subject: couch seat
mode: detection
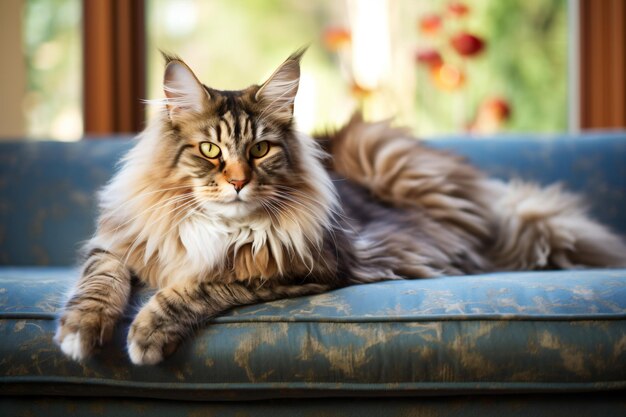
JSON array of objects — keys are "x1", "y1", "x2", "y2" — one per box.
[{"x1": 1, "y1": 267, "x2": 625, "y2": 401}]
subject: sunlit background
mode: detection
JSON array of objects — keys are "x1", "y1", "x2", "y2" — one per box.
[{"x1": 9, "y1": 0, "x2": 570, "y2": 140}]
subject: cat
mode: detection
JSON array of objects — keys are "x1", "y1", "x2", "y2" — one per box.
[{"x1": 55, "y1": 48, "x2": 626, "y2": 365}]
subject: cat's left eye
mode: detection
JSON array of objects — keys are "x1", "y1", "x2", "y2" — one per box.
[
  {"x1": 199, "y1": 142, "x2": 221, "y2": 159},
  {"x1": 250, "y1": 141, "x2": 270, "y2": 158}
]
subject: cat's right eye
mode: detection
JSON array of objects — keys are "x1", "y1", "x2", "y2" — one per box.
[{"x1": 199, "y1": 142, "x2": 221, "y2": 159}]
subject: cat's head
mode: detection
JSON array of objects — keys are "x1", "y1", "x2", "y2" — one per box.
[{"x1": 148, "y1": 48, "x2": 333, "y2": 222}]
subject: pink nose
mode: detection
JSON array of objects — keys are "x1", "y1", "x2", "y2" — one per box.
[{"x1": 228, "y1": 178, "x2": 249, "y2": 192}]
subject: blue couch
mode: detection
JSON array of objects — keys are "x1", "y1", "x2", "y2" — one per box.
[{"x1": 1, "y1": 134, "x2": 626, "y2": 416}]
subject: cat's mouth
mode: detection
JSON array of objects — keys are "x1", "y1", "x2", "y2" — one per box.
[
  {"x1": 226, "y1": 195, "x2": 246, "y2": 204},
  {"x1": 200, "y1": 199, "x2": 256, "y2": 219},
  {"x1": 227, "y1": 186, "x2": 252, "y2": 203}
]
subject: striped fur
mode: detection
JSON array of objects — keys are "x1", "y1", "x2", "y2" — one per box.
[
  {"x1": 127, "y1": 280, "x2": 329, "y2": 365},
  {"x1": 322, "y1": 114, "x2": 626, "y2": 277},
  {"x1": 55, "y1": 249, "x2": 132, "y2": 361},
  {"x1": 56, "y1": 50, "x2": 626, "y2": 365}
]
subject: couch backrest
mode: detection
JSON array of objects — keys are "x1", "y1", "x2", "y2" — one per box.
[
  {"x1": 1, "y1": 133, "x2": 625, "y2": 266},
  {"x1": 0, "y1": 139, "x2": 133, "y2": 265}
]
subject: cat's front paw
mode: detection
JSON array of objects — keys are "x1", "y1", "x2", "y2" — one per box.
[
  {"x1": 127, "y1": 308, "x2": 180, "y2": 365},
  {"x1": 55, "y1": 308, "x2": 115, "y2": 361}
]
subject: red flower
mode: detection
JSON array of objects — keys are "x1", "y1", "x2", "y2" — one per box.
[
  {"x1": 450, "y1": 32, "x2": 485, "y2": 56},
  {"x1": 415, "y1": 48, "x2": 443, "y2": 67},
  {"x1": 448, "y1": 2, "x2": 469, "y2": 17},
  {"x1": 469, "y1": 97, "x2": 512, "y2": 133},
  {"x1": 419, "y1": 14, "x2": 442, "y2": 36},
  {"x1": 323, "y1": 27, "x2": 351, "y2": 51},
  {"x1": 484, "y1": 97, "x2": 512, "y2": 120},
  {"x1": 431, "y1": 64, "x2": 465, "y2": 91}
]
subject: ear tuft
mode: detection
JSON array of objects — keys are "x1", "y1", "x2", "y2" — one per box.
[
  {"x1": 163, "y1": 58, "x2": 209, "y2": 120},
  {"x1": 255, "y1": 47, "x2": 307, "y2": 123},
  {"x1": 160, "y1": 50, "x2": 182, "y2": 65}
]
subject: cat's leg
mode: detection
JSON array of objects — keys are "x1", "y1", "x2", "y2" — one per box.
[
  {"x1": 55, "y1": 249, "x2": 132, "y2": 361},
  {"x1": 127, "y1": 280, "x2": 328, "y2": 365}
]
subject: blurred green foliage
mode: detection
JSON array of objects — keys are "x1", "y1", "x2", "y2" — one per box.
[{"x1": 24, "y1": 0, "x2": 81, "y2": 140}]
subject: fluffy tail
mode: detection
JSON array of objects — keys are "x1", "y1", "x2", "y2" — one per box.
[
  {"x1": 319, "y1": 113, "x2": 493, "y2": 244},
  {"x1": 486, "y1": 180, "x2": 626, "y2": 269},
  {"x1": 319, "y1": 113, "x2": 626, "y2": 272}
]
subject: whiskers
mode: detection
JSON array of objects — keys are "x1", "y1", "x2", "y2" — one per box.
[
  {"x1": 273, "y1": 184, "x2": 357, "y2": 277},
  {"x1": 107, "y1": 188, "x2": 195, "y2": 237},
  {"x1": 258, "y1": 186, "x2": 330, "y2": 230},
  {"x1": 98, "y1": 182, "x2": 205, "y2": 269},
  {"x1": 270, "y1": 184, "x2": 351, "y2": 230},
  {"x1": 121, "y1": 192, "x2": 200, "y2": 265},
  {"x1": 256, "y1": 183, "x2": 347, "y2": 278}
]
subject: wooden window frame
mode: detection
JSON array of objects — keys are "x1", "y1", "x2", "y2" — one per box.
[
  {"x1": 579, "y1": 0, "x2": 626, "y2": 129},
  {"x1": 83, "y1": 0, "x2": 146, "y2": 135}
]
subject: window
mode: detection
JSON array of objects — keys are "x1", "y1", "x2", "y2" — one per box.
[
  {"x1": 147, "y1": 0, "x2": 569, "y2": 136},
  {"x1": 6, "y1": 0, "x2": 624, "y2": 140},
  {"x1": 23, "y1": 0, "x2": 82, "y2": 140}
]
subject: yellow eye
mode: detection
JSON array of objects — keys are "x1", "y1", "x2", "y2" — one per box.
[
  {"x1": 250, "y1": 141, "x2": 270, "y2": 158},
  {"x1": 199, "y1": 142, "x2": 221, "y2": 159}
]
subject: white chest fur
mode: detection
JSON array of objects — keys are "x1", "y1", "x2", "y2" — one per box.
[{"x1": 176, "y1": 214, "x2": 275, "y2": 278}]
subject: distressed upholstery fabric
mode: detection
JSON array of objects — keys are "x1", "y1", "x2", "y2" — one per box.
[
  {"x1": 0, "y1": 138, "x2": 133, "y2": 266},
  {"x1": 1, "y1": 133, "x2": 626, "y2": 415},
  {"x1": 1, "y1": 267, "x2": 626, "y2": 401}
]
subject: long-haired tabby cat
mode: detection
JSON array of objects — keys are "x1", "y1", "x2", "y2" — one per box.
[{"x1": 55, "y1": 48, "x2": 626, "y2": 365}]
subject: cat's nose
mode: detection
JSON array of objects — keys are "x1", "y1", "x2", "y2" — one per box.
[
  {"x1": 228, "y1": 178, "x2": 249, "y2": 192},
  {"x1": 224, "y1": 162, "x2": 251, "y2": 193}
]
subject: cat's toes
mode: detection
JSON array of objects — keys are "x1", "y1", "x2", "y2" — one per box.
[
  {"x1": 58, "y1": 330, "x2": 86, "y2": 361},
  {"x1": 127, "y1": 338, "x2": 164, "y2": 365},
  {"x1": 55, "y1": 310, "x2": 114, "y2": 361},
  {"x1": 127, "y1": 313, "x2": 179, "y2": 365}
]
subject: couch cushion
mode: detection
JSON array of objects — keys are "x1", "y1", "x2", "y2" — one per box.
[{"x1": 1, "y1": 267, "x2": 625, "y2": 400}]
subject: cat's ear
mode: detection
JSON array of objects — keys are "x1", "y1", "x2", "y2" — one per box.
[
  {"x1": 163, "y1": 55, "x2": 210, "y2": 121},
  {"x1": 255, "y1": 47, "x2": 306, "y2": 123}
]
